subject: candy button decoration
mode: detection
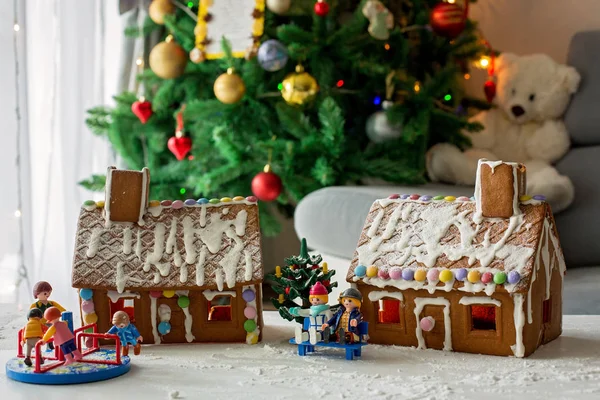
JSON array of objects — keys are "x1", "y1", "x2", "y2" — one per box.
[
  {"x1": 400, "y1": 194, "x2": 410, "y2": 199},
  {"x1": 84, "y1": 312, "x2": 98, "y2": 325},
  {"x1": 508, "y1": 270, "x2": 521, "y2": 284},
  {"x1": 420, "y1": 316, "x2": 435, "y2": 332},
  {"x1": 244, "y1": 319, "x2": 257, "y2": 333},
  {"x1": 433, "y1": 195, "x2": 445, "y2": 200},
  {"x1": 457, "y1": 196, "x2": 470, "y2": 201},
  {"x1": 481, "y1": 272, "x2": 493, "y2": 284},
  {"x1": 96, "y1": 200, "x2": 105, "y2": 208},
  {"x1": 494, "y1": 272, "x2": 507, "y2": 285},
  {"x1": 401, "y1": 268, "x2": 414, "y2": 281},
  {"x1": 184, "y1": 199, "x2": 196, "y2": 206},
  {"x1": 150, "y1": 291, "x2": 162, "y2": 298},
  {"x1": 149, "y1": 200, "x2": 161, "y2": 207},
  {"x1": 533, "y1": 195, "x2": 546, "y2": 201},
  {"x1": 83, "y1": 199, "x2": 96, "y2": 207},
  {"x1": 427, "y1": 268, "x2": 440, "y2": 282},
  {"x1": 172, "y1": 200, "x2": 184, "y2": 209},
  {"x1": 244, "y1": 306, "x2": 257, "y2": 319},
  {"x1": 161, "y1": 200, "x2": 172, "y2": 207},
  {"x1": 455, "y1": 268, "x2": 468, "y2": 281},
  {"x1": 158, "y1": 321, "x2": 171, "y2": 335},
  {"x1": 246, "y1": 196, "x2": 258, "y2": 202},
  {"x1": 354, "y1": 265, "x2": 367, "y2": 277},
  {"x1": 444, "y1": 196, "x2": 456, "y2": 202},
  {"x1": 414, "y1": 269, "x2": 427, "y2": 282},
  {"x1": 519, "y1": 195, "x2": 532, "y2": 202},
  {"x1": 81, "y1": 300, "x2": 95, "y2": 314},
  {"x1": 242, "y1": 289, "x2": 256, "y2": 302},
  {"x1": 197, "y1": 198, "x2": 209, "y2": 204},
  {"x1": 389, "y1": 267, "x2": 402, "y2": 280},
  {"x1": 409, "y1": 194, "x2": 421, "y2": 200},
  {"x1": 388, "y1": 194, "x2": 400, "y2": 199},
  {"x1": 163, "y1": 290, "x2": 176, "y2": 298},
  {"x1": 246, "y1": 331, "x2": 259, "y2": 345},
  {"x1": 220, "y1": 197, "x2": 232, "y2": 202},
  {"x1": 439, "y1": 269, "x2": 454, "y2": 283},
  {"x1": 209, "y1": 198, "x2": 220, "y2": 204},
  {"x1": 366, "y1": 265, "x2": 378, "y2": 278},
  {"x1": 233, "y1": 196, "x2": 245, "y2": 201},
  {"x1": 377, "y1": 268, "x2": 390, "y2": 280},
  {"x1": 467, "y1": 270, "x2": 481, "y2": 283},
  {"x1": 79, "y1": 289, "x2": 94, "y2": 301},
  {"x1": 177, "y1": 295, "x2": 190, "y2": 308},
  {"x1": 420, "y1": 195, "x2": 432, "y2": 202}
]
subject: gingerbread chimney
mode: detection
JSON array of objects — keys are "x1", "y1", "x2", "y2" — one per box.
[
  {"x1": 104, "y1": 166, "x2": 150, "y2": 226},
  {"x1": 473, "y1": 159, "x2": 526, "y2": 223}
]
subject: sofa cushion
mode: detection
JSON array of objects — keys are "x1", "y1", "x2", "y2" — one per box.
[{"x1": 564, "y1": 30, "x2": 600, "y2": 146}]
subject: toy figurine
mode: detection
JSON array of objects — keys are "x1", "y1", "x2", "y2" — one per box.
[
  {"x1": 107, "y1": 311, "x2": 143, "y2": 356},
  {"x1": 321, "y1": 288, "x2": 363, "y2": 345},
  {"x1": 290, "y1": 282, "x2": 333, "y2": 345},
  {"x1": 21, "y1": 308, "x2": 47, "y2": 367},
  {"x1": 362, "y1": 0, "x2": 394, "y2": 40},
  {"x1": 30, "y1": 281, "x2": 66, "y2": 350},
  {"x1": 40, "y1": 307, "x2": 82, "y2": 365}
]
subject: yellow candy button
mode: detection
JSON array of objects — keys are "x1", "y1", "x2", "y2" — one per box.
[
  {"x1": 519, "y1": 195, "x2": 532, "y2": 202},
  {"x1": 149, "y1": 200, "x2": 161, "y2": 208},
  {"x1": 414, "y1": 269, "x2": 427, "y2": 282},
  {"x1": 83, "y1": 312, "x2": 98, "y2": 324},
  {"x1": 220, "y1": 197, "x2": 232, "y2": 202},
  {"x1": 439, "y1": 269, "x2": 454, "y2": 282},
  {"x1": 163, "y1": 290, "x2": 175, "y2": 298},
  {"x1": 233, "y1": 196, "x2": 245, "y2": 201},
  {"x1": 444, "y1": 196, "x2": 456, "y2": 202},
  {"x1": 467, "y1": 270, "x2": 481, "y2": 283},
  {"x1": 96, "y1": 200, "x2": 105, "y2": 208},
  {"x1": 366, "y1": 265, "x2": 378, "y2": 278}
]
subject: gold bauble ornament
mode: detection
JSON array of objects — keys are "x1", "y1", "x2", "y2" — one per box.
[
  {"x1": 148, "y1": 0, "x2": 175, "y2": 25},
  {"x1": 266, "y1": 0, "x2": 292, "y2": 15},
  {"x1": 214, "y1": 68, "x2": 246, "y2": 104},
  {"x1": 281, "y1": 65, "x2": 319, "y2": 105},
  {"x1": 149, "y1": 35, "x2": 188, "y2": 79}
]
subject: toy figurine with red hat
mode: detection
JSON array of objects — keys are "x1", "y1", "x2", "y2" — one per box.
[{"x1": 290, "y1": 282, "x2": 333, "y2": 345}]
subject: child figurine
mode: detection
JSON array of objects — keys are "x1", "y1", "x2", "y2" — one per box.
[
  {"x1": 321, "y1": 288, "x2": 363, "y2": 345},
  {"x1": 30, "y1": 281, "x2": 66, "y2": 351},
  {"x1": 290, "y1": 282, "x2": 333, "y2": 345},
  {"x1": 40, "y1": 307, "x2": 82, "y2": 365},
  {"x1": 107, "y1": 311, "x2": 143, "y2": 356},
  {"x1": 21, "y1": 308, "x2": 47, "y2": 367}
]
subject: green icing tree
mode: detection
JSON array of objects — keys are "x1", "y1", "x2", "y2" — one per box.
[
  {"x1": 267, "y1": 238, "x2": 337, "y2": 324},
  {"x1": 84, "y1": 0, "x2": 489, "y2": 236}
]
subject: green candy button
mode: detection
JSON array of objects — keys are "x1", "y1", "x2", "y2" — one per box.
[
  {"x1": 494, "y1": 272, "x2": 507, "y2": 284},
  {"x1": 209, "y1": 198, "x2": 220, "y2": 204},
  {"x1": 177, "y1": 295, "x2": 190, "y2": 308},
  {"x1": 83, "y1": 200, "x2": 96, "y2": 206},
  {"x1": 433, "y1": 195, "x2": 445, "y2": 200},
  {"x1": 243, "y1": 319, "x2": 256, "y2": 333}
]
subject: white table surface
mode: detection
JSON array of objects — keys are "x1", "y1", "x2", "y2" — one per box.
[{"x1": 1, "y1": 308, "x2": 600, "y2": 400}]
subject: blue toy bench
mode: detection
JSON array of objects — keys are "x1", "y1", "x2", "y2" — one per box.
[{"x1": 289, "y1": 318, "x2": 368, "y2": 360}]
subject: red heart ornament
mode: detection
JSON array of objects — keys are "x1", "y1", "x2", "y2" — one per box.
[
  {"x1": 168, "y1": 136, "x2": 192, "y2": 161},
  {"x1": 131, "y1": 100, "x2": 153, "y2": 124},
  {"x1": 484, "y1": 80, "x2": 497, "y2": 103}
]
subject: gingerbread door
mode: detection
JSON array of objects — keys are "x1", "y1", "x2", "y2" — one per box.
[
  {"x1": 421, "y1": 305, "x2": 446, "y2": 350},
  {"x1": 414, "y1": 298, "x2": 452, "y2": 351}
]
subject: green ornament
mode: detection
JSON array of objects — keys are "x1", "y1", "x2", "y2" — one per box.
[
  {"x1": 494, "y1": 272, "x2": 507, "y2": 285},
  {"x1": 244, "y1": 319, "x2": 257, "y2": 332},
  {"x1": 177, "y1": 295, "x2": 190, "y2": 308}
]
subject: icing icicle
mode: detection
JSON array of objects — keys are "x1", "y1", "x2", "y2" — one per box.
[
  {"x1": 511, "y1": 294, "x2": 525, "y2": 357},
  {"x1": 195, "y1": 247, "x2": 207, "y2": 286},
  {"x1": 244, "y1": 250, "x2": 253, "y2": 281},
  {"x1": 368, "y1": 291, "x2": 404, "y2": 302},
  {"x1": 123, "y1": 228, "x2": 132, "y2": 255},
  {"x1": 458, "y1": 296, "x2": 501, "y2": 307},
  {"x1": 87, "y1": 229, "x2": 104, "y2": 258},
  {"x1": 150, "y1": 295, "x2": 161, "y2": 344},
  {"x1": 203, "y1": 290, "x2": 237, "y2": 301}
]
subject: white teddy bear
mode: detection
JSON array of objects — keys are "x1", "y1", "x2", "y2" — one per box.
[{"x1": 427, "y1": 53, "x2": 581, "y2": 212}]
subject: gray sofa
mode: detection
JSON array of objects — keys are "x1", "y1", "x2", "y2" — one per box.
[{"x1": 294, "y1": 31, "x2": 600, "y2": 315}]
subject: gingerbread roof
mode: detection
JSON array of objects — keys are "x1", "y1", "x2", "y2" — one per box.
[
  {"x1": 72, "y1": 198, "x2": 263, "y2": 292},
  {"x1": 346, "y1": 195, "x2": 565, "y2": 294}
]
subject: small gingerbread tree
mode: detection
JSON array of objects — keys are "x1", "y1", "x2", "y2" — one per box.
[{"x1": 267, "y1": 238, "x2": 337, "y2": 324}]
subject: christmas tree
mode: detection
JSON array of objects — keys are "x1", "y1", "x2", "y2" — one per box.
[
  {"x1": 85, "y1": 0, "x2": 491, "y2": 236},
  {"x1": 267, "y1": 238, "x2": 337, "y2": 324}
]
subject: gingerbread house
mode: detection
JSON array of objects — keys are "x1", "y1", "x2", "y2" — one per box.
[
  {"x1": 346, "y1": 159, "x2": 566, "y2": 357},
  {"x1": 71, "y1": 167, "x2": 263, "y2": 345}
]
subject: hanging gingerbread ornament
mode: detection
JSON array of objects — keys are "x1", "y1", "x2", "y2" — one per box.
[
  {"x1": 148, "y1": 0, "x2": 175, "y2": 25},
  {"x1": 266, "y1": 0, "x2": 292, "y2": 15},
  {"x1": 281, "y1": 64, "x2": 319, "y2": 106},
  {"x1": 132, "y1": 97, "x2": 153, "y2": 124},
  {"x1": 214, "y1": 68, "x2": 246, "y2": 104},
  {"x1": 149, "y1": 35, "x2": 188, "y2": 79},
  {"x1": 430, "y1": 0, "x2": 469, "y2": 39},
  {"x1": 168, "y1": 107, "x2": 192, "y2": 161},
  {"x1": 314, "y1": 0, "x2": 330, "y2": 16}
]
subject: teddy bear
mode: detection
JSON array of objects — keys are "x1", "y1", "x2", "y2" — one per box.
[{"x1": 426, "y1": 53, "x2": 581, "y2": 213}]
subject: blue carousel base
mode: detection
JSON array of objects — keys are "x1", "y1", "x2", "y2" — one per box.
[{"x1": 5, "y1": 349, "x2": 130, "y2": 385}]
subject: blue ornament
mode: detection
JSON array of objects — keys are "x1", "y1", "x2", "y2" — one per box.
[
  {"x1": 158, "y1": 321, "x2": 171, "y2": 335},
  {"x1": 79, "y1": 288, "x2": 94, "y2": 300},
  {"x1": 257, "y1": 40, "x2": 288, "y2": 72}
]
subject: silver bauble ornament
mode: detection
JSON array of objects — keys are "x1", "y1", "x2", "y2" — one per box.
[
  {"x1": 366, "y1": 101, "x2": 403, "y2": 143},
  {"x1": 257, "y1": 40, "x2": 289, "y2": 72},
  {"x1": 266, "y1": 0, "x2": 292, "y2": 15}
]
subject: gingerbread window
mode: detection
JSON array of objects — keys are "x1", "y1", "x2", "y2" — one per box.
[
  {"x1": 470, "y1": 305, "x2": 497, "y2": 331},
  {"x1": 207, "y1": 295, "x2": 233, "y2": 322},
  {"x1": 374, "y1": 299, "x2": 401, "y2": 324}
]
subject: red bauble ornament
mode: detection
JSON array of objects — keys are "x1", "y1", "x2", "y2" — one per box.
[
  {"x1": 285, "y1": 287, "x2": 291, "y2": 295},
  {"x1": 484, "y1": 79, "x2": 497, "y2": 103},
  {"x1": 251, "y1": 167, "x2": 283, "y2": 201},
  {"x1": 131, "y1": 99, "x2": 153, "y2": 124},
  {"x1": 314, "y1": 1, "x2": 329, "y2": 16},
  {"x1": 168, "y1": 136, "x2": 192, "y2": 161},
  {"x1": 429, "y1": 2, "x2": 467, "y2": 39}
]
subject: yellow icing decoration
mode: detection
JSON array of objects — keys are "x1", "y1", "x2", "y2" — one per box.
[
  {"x1": 163, "y1": 290, "x2": 175, "y2": 298},
  {"x1": 414, "y1": 269, "x2": 427, "y2": 282},
  {"x1": 520, "y1": 195, "x2": 532, "y2": 201},
  {"x1": 467, "y1": 270, "x2": 481, "y2": 283},
  {"x1": 220, "y1": 197, "x2": 232, "y2": 202},
  {"x1": 444, "y1": 196, "x2": 456, "y2": 202},
  {"x1": 233, "y1": 196, "x2": 245, "y2": 201},
  {"x1": 439, "y1": 269, "x2": 453, "y2": 282},
  {"x1": 366, "y1": 265, "x2": 378, "y2": 278},
  {"x1": 149, "y1": 200, "x2": 161, "y2": 208}
]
